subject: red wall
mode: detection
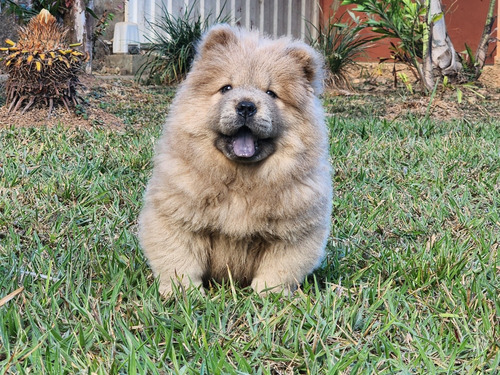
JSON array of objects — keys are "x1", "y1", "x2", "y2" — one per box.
[{"x1": 320, "y1": 0, "x2": 498, "y2": 64}]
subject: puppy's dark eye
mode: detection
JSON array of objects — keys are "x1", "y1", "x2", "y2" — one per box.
[
  {"x1": 266, "y1": 90, "x2": 277, "y2": 99},
  {"x1": 220, "y1": 85, "x2": 232, "y2": 94}
]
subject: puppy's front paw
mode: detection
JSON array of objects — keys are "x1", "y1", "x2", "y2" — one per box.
[{"x1": 251, "y1": 277, "x2": 296, "y2": 296}]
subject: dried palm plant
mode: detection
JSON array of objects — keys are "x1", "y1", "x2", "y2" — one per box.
[{"x1": 0, "y1": 9, "x2": 87, "y2": 114}]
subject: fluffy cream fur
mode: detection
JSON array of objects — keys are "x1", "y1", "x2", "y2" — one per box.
[{"x1": 138, "y1": 25, "x2": 332, "y2": 295}]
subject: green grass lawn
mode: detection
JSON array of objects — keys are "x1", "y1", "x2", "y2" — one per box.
[{"x1": 0, "y1": 90, "x2": 499, "y2": 374}]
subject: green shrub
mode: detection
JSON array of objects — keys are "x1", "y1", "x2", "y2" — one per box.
[
  {"x1": 310, "y1": 10, "x2": 374, "y2": 90},
  {"x1": 136, "y1": 2, "x2": 229, "y2": 85},
  {"x1": 342, "y1": 0, "x2": 426, "y2": 80}
]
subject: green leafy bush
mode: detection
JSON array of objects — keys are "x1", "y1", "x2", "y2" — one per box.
[
  {"x1": 342, "y1": 0, "x2": 426, "y2": 79},
  {"x1": 137, "y1": 2, "x2": 229, "y2": 85},
  {"x1": 310, "y1": 10, "x2": 374, "y2": 90}
]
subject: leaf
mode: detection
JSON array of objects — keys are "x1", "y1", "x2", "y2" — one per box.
[
  {"x1": 36, "y1": 61, "x2": 42, "y2": 71},
  {"x1": 431, "y1": 12, "x2": 444, "y2": 24},
  {"x1": 439, "y1": 313, "x2": 461, "y2": 318},
  {"x1": 457, "y1": 88, "x2": 463, "y2": 104},
  {"x1": 59, "y1": 56, "x2": 70, "y2": 68},
  {"x1": 27, "y1": 55, "x2": 34, "y2": 63},
  {"x1": 85, "y1": 7, "x2": 99, "y2": 19},
  {"x1": 0, "y1": 287, "x2": 24, "y2": 307},
  {"x1": 464, "y1": 43, "x2": 475, "y2": 65},
  {"x1": 5, "y1": 39, "x2": 16, "y2": 46}
]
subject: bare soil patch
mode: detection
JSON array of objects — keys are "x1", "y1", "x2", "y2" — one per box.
[
  {"x1": 325, "y1": 63, "x2": 500, "y2": 122},
  {"x1": 0, "y1": 74, "x2": 174, "y2": 130},
  {"x1": 0, "y1": 64, "x2": 499, "y2": 130}
]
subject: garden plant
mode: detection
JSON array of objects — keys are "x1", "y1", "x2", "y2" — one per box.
[
  {"x1": 136, "y1": 2, "x2": 230, "y2": 85},
  {"x1": 310, "y1": 9, "x2": 375, "y2": 90},
  {"x1": 0, "y1": 9, "x2": 86, "y2": 114}
]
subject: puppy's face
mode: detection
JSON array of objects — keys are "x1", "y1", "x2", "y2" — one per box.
[
  {"x1": 179, "y1": 25, "x2": 324, "y2": 164},
  {"x1": 212, "y1": 84, "x2": 283, "y2": 163}
]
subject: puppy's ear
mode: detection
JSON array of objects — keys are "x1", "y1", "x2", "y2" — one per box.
[
  {"x1": 286, "y1": 43, "x2": 324, "y2": 95},
  {"x1": 196, "y1": 24, "x2": 239, "y2": 58}
]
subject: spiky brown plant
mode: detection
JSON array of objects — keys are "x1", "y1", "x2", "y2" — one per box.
[{"x1": 0, "y1": 9, "x2": 87, "y2": 114}]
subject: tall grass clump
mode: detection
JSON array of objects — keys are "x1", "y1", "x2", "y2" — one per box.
[
  {"x1": 136, "y1": 2, "x2": 230, "y2": 85},
  {"x1": 310, "y1": 10, "x2": 374, "y2": 90}
]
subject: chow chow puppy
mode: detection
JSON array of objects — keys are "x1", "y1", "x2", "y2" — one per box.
[{"x1": 138, "y1": 24, "x2": 332, "y2": 295}]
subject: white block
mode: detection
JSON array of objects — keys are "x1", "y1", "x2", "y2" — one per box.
[{"x1": 113, "y1": 22, "x2": 140, "y2": 54}]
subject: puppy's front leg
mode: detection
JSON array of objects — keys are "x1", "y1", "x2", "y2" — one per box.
[
  {"x1": 251, "y1": 235, "x2": 326, "y2": 295},
  {"x1": 139, "y1": 206, "x2": 206, "y2": 296}
]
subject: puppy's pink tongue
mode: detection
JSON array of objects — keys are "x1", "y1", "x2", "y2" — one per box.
[{"x1": 232, "y1": 130, "x2": 256, "y2": 157}]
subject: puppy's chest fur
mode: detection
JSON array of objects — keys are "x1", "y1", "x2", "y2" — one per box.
[
  {"x1": 203, "y1": 232, "x2": 268, "y2": 288},
  {"x1": 185, "y1": 178, "x2": 290, "y2": 237},
  {"x1": 189, "y1": 183, "x2": 285, "y2": 288}
]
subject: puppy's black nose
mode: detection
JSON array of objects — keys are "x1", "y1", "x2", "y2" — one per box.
[{"x1": 236, "y1": 101, "x2": 257, "y2": 118}]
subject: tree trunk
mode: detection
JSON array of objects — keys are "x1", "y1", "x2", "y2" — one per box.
[
  {"x1": 420, "y1": 0, "x2": 463, "y2": 92},
  {"x1": 421, "y1": 0, "x2": 435, "y2": 92},
  {"x1": 429, "y1": 0, "x2": 462, "y2": 77},
  {"x1": 70, "y1": 0, "x2": 94, "y2": 74},
  {"x1": 475, "y1": 0, "x2": 497, "y2": 79}
]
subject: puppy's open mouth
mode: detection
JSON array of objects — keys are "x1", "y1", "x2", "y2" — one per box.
[
  {"x1": 215, "y1": 126, "x2": 275, "y2": 163},
  {"x1": 232, "y1": 127, "x2": 257, "y2": 157}
]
